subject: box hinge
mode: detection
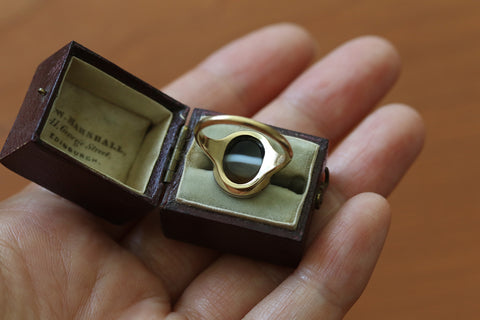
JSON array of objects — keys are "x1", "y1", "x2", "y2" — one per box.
[{"x1": 164, "y1": 125, "x2": 189, "y2": 183}]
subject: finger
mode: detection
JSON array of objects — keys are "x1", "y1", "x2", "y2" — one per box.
[
  {"x1": 164, "y1": 23, "x2": 316, "y2": 116},
  {"x1": 168, "y1": 193, "x2": 389, "y2": 320},
  {"x1": 329, "y1": 103, "x2": 425, "y2": 198},
  {"x1": 122, "y1": 23, "x2": 317, "y2": 300},
  {"x1": 254, "y1": 36, "x2": 401, "y2": 144},
  {"x1": 243, "y1": 193, "x2": 390, "y2": 320},
  {"x1": 168, "y1": 104, "x2": 424, "y2": 318},
  {"x1": 308, "y1": 103, "x2": 425, "y2": 237},
  {"x1": 166, "y1": 256, "x2": 290, "y2": 320}
]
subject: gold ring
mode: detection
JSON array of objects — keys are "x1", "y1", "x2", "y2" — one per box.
[{"x1": 194, "y1": 115, "x2": 293, "y2": 198}]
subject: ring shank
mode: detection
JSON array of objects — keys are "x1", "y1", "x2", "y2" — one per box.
[{"x1": 194, "y1": 115, "x2": 293, "y2": 160}]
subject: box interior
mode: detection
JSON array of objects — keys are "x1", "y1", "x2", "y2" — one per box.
[
  {"x1": 40, "y1": 57, "x2": 172, "y2": 193},
  {"x1": 176, "y1": 124, "x2": 319, "y2": 229}
]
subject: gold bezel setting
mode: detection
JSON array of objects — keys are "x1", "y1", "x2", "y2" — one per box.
[{"x1": 194, "y1": 115, "x2": 293, "y2": 197}]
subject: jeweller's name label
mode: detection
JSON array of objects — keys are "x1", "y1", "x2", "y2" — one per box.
[
  {"x1": 39, "y1": 83, "x2": 151, "y2": 184},
  {"x1": 41, "y1": 106, "x2": 125, "y2": 166}
]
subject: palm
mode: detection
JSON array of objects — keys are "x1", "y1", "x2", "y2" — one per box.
[{"x1": 0, "y1": 24, "x2": 424, "y2": 320}]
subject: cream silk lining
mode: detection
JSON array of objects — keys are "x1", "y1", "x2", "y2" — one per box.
[
  {"x1": 176, "y1": 124, "x2": 320, "y2": 229},
  {"x1": 40, "y1": 57, "x2": 172, "y2": 193}
]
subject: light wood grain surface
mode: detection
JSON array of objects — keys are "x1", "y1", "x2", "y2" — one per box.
[{"x1": 1, "y1": 1, "x2": 479, "y2": 318}]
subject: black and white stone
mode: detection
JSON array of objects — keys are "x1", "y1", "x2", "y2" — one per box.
[{"x1": 223, "y1": 136, "x2": 265, "y2": 184}]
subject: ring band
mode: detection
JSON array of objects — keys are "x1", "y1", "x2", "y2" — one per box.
[{"x1": 194, "y1": 115, "x2": 293, "y2": 197}]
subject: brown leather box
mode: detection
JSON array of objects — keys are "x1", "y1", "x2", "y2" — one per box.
[{"x1": 0, "y1": 42, "x2": 328, "y2": 266}]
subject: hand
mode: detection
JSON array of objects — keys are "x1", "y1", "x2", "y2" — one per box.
[{"x1": 0, "y1": 24, "x2": 424, "y2": 319}]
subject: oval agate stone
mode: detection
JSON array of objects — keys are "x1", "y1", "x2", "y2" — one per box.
[{"x1": 223, "y1": 136, "x2": 265, "y2": 184}]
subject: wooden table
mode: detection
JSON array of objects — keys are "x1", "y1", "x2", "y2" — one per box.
[{"x1": 1, "y1": 1, "x2": 478, "y2": 318}]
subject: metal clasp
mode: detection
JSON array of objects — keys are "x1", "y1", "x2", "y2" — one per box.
[{"x1": 315, "y1": 167, "x2": 330, "y2": 209}]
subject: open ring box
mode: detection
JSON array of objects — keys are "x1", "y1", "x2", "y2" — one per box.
[{"x1": 0, "y1": 42, "x2": 328, "y2": 266}]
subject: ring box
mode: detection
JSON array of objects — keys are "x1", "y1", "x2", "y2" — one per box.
[{"x1": 0, "y1": 42, "x2": 328, "y2": 266}]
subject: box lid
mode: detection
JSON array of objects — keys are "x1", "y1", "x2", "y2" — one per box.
[{"x1": 0, "y1": 41, "x2": 189, "y2": 223}]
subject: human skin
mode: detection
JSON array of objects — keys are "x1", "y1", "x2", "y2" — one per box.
[{"x1": 0, "y1": 24, "x2": 424, "y2": 319}]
